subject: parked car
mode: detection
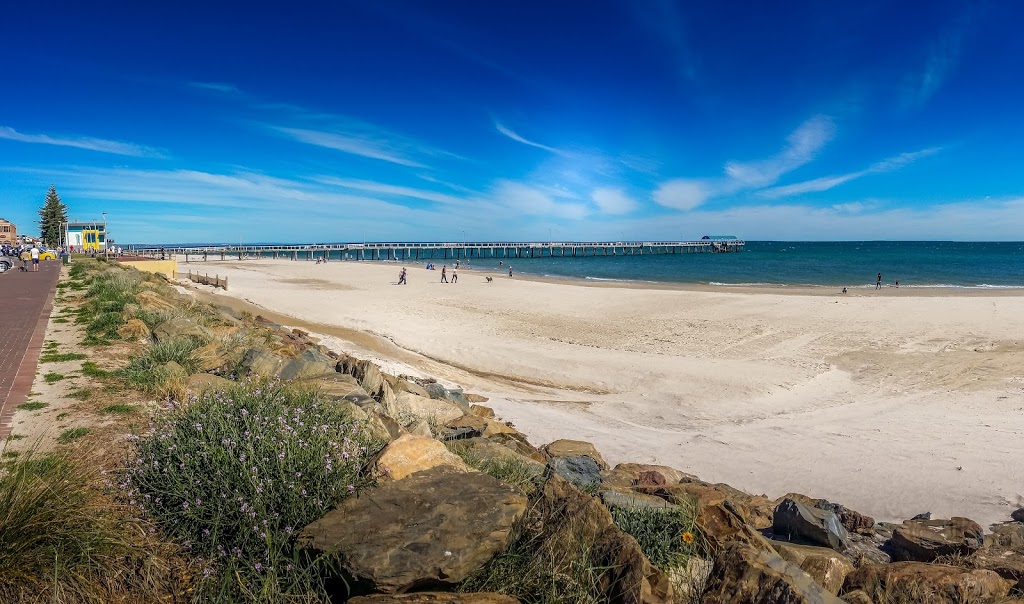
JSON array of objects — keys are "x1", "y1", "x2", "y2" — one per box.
[{"x1": 0, "y1": 256, "x2": 12, "y2": 272}]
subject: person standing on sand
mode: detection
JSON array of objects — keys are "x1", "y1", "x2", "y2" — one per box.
[
  {"x1": 508, "y1": 266, "x2": 513, "y2": 277},
  {"x1": 452, "y1": 268, "x2": 458, "y2": 283},
  {"x1": 876, "y1": 272, "x2": 882, "y2": 289},
  {"x1": 441, "y1": 265, "x2": 448, "y2": 283}
]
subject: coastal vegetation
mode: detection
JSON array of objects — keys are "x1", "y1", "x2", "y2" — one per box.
[{"x1": 2, "y1": 257, "x2": 1021, "y2": 603}]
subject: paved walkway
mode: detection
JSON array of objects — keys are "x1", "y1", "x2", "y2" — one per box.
[{"x1": 0, "y1": 262, "x2": 60, "y2": 439}]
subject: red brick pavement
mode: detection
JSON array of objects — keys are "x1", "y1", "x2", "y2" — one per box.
[{"x1": 0, "y1": 261, "x2": 60, "y2": 439}]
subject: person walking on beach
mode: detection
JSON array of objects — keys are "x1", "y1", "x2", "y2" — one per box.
[
  {"x1": 508, "y1": 265, "x2": 513, "y2": 277},
  {"x1": 398, "y1": 267, "x2": 407, "y2": 285},
  {"x1": 452, "y1": 268, "x2": 458, "y2": 283},
  {"x1": 876, "y1": 272, "x2": 882, "y2": 289},
  {"x1": 441, "y1": 265, "x2": 448, "y2": 283}
]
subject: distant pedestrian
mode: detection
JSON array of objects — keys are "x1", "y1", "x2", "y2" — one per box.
[
  {"x1": 398, "y1": 267, "x2": 407, "y2": 285},
  {"x1": 876, "y1": 272, "x2": 882, "y2": 289},
  {"x1": 508, "y1": 266, "x2": 513, "y2": 277},
  {"x1": 452, "y1": 269, "x2": 458, "y2": 283},
  {"x1": 441, "y1": 265, "x2": 448, "y2": 283},
  {"x1": 30, "y1": 244, "x2": 40, "y2": 271},
  {"x1": 895, "y1": 279, "x2": 900, "y2": 288}
]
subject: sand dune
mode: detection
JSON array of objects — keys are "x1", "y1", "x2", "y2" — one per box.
[{"x1": 192, "y1": 259, "x2": 1024, "y2": 528}]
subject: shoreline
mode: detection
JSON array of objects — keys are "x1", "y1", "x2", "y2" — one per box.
[{"x1": 181, "y1": 258, "x2": 1024, "y2": 528}]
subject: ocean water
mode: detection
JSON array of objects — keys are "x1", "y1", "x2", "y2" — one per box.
[{"x1": 442, "y1": 241, "x2": 1024, "y2": 288}]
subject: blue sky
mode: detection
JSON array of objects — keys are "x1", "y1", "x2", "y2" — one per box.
[{"x1": 2, "y1": 0, "x2": 1023, "y2": 242}]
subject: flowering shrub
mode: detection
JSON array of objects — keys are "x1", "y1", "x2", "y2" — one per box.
[{"x1": 121, "y1": 379, "x2": 381, "y2": 601}]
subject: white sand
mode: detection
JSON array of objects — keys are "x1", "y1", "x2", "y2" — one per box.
[{"x1": 190, "y1": 258, "x2": 1024, "y2": 528}]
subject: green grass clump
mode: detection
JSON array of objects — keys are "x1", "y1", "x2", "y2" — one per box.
[
  {"x1": 0, "y1": 451, "x2": 171, "y2": 602},
  {"x1": 57, "y1": 428, "x2": 90, "y2": 443},
  {"x1": 16, "y1": 402, "x2": 48, "y2": 411},
  {"x1": 40, "y1": 352, "x2": 88, "y2": 363},
  {"x1": 101, "y1": 404, "x2": 137, "y2": 414},
  {"x1": 118, "y1": 337, "x2": 204, "y2": 392},
  {"x1": 5, "y1": 434, "x2": 26, "y2": 441},
  {"x1": 610, "y1": 502, "x2": 701, "y2": 572},
  {"x1": 122, "y1": 379, "x2": 382, "y2": 601},
  {"x1": 43, "y1": 372, "x2": 66, "y2": 384},
  {"x1": 75, "y1": 269, "x2": 145, "y2": 341},
  {"x1": 447, "y1": 443, "x2": 542, "y2": 492},
  {"x1": 68, "y1": 387, "x2": 93, "y2": 401},
  {"x1": 53, "y1": 317, "x2": 70, "y2": 323},
  {"x1": 80, "y1": 361, "x2": 111, "y2": 378}
]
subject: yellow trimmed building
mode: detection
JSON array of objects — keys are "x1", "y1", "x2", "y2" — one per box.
[{"x1": 66, "y1": 221, "x2": 107, "y2": 252}]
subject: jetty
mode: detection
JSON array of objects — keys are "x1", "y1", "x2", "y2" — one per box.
[{"x1": 131, "y1": 238, "x2": 744, "y2": 262}]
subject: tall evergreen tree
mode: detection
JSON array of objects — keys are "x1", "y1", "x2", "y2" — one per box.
[{"x1": 38, "y1": 184, "x2": 68, "y2": 248}]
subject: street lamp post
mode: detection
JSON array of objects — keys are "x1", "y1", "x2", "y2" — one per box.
[{"x1": 102, "y1": 212, "x2": 108, "y2": 258}]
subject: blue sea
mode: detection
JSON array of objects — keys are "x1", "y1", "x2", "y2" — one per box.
[
  {"x1": 150, "y1": 241, "x2": 1024, "y2": 288},
  {"x1": 435, "y1": 241, "x2": 1024, "y2": 289}
]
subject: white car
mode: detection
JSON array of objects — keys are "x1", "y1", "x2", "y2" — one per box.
[{"x1": 0, "y1": 256, "x2": 12, "y2": 273}]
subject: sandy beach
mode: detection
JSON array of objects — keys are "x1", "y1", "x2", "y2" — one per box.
[{"x1": 188, "y1": 258, "x2": 1024, "y2": 528}]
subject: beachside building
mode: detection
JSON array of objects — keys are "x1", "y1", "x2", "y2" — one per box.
[
  {"x1": 65, "y1": 221, "x2": 107, "y2": 252},
  {"x1": 0, "y1": 218, "x2": 16, "y2": 245}
]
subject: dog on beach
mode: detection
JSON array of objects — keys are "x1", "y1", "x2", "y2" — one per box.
[{"x1": 485, "y1": 276, "x2": 493, "y2": 283}]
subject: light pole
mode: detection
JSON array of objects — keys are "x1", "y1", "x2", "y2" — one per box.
[{"x1": 102, "y1": 212, "x2": 108, "y2": 258}]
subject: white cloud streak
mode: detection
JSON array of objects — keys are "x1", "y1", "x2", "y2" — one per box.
[
  {"x1": 760, "y1": 147, "x2": 942, "y2": 199},
  {"x1": 591, "y1": 187, "x2": 638, "y2": 214},
  {"x1": 189, "y1": 81, "x2": 242, "y2": 95},
  {"x1": 0, "y1": 126, "x2": 165, "y2": 158},
  {"x1": 494, "y1": 121, "x2": 566, "y2": 155},
  {"x1": 272, "y1": 126, "x2": 427, "y2": 167}
]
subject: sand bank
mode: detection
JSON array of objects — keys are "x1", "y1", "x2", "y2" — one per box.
[{"x1": 189, "y1": 259, "x2": 1024, "y2": 528}]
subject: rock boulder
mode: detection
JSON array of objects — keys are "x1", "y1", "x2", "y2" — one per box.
[
  {"x1": 702, "y1": 541, "x2": 846, "y2": 604},
  {"x1": 543, "y1": 439, "x2": 608, "y2": 469},
  {"x1": 890, "y1": 517, "x2": 985, "y2": 562},
  {"x1": 773, "y1": 498, "x2": 850, "y2": 552},
  {"x1": 547, "y1": 455, "x2": 602, "y2": 490},
  {"x1": 842, "y1": 562, "x2": 1011, "y2": 602},
  {"x1": 772, "y1": 542, "x2": 855, "y2": 595},
  {"x1": 374, "y1": 434, "x2": 469, "y2": 481}
]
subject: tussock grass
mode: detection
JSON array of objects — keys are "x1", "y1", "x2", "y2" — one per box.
[
  {"x1": 16, "y1": 402, "x2": 48, "y2": 411},
  {"x1": 0, "y1": 450, "x2": 173, "y2": 603},
  {"x1": 447, "y1": 443, "x2": 543, "y2": 492},
  {"x1": 68, "y1": 387, "x2": 93, "y2": 401},
  {"x1": 80, "y1": 361, "x2": 110, "y2": 379},
  {"x1": 40, "y1": 352, "x2": 88, "y2": 363},
  {"x1": 57, "y1": 428, "x2": 90, "y2": 443},
  {"x1": 43, "y1": 372, "x2": 66, "y2": 384},
  {"x1": 101, "y1": 404, "x2": 137, "y2": 415},
  {"x1": 118, "y1": 337, "x2": 205, "y2": 393},
  {"x1": 610, "y1": 502, "x2": 701, "y2": 572},
  {"x1": 122, "y1": 379, "x2": 383, "y2": 602}
]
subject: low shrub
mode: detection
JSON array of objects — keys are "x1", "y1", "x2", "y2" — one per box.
[
  {"x1": 43, "y1": 372, "x2": 66, "y2": 384},
  {"x1": 118, "y1": 337, "x2": 204, "y2": 392},
  {"x1": 121, "y1": 379, "x2": 382, "y2": 602},
  {"x1": 80, "y1": 361, "x2": 110, "y2": 378},
  {"x1": 75, "y1": 269, "x2": 145, "y2": 341},
  {"x1": 610, "y1": 502, "x2": 701, "y2": 571}
]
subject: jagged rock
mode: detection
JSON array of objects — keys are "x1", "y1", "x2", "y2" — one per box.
[
  {"x1": 192, "y1": 340, "x2": 240, "y2": 372},
  {"x1": 773, "y1": 499, "x2": 850, "y2": 552},
  {"x1": 395, "y1": 391, "x2": 464, "y2": 425},
  {"x1": 649, "y1": 481, "x2": 774, "y2": 530},
  {"x1": 842, "y1": 562, "x2": 1011, "y2": 602},
  {"x1": 543, "y1": 439, "x2": 608, "y2": 469},
  {"x1": 547, "y1": 455, "x2": 602, "y2": 490},
  {"x1": 773, "y1": 542, "x2": 855, "y2": 595},
  {"x1": 987, "y1": 522, "x2": 1024, "y2": 550},
  {"x1": 702, "y1": 541, "x2": 845, "y2": 604},
  {"x1": 299, "y1": 466, "x2": 527, "y2": 594},
  {"x1": 1012, "y1": 508, "x2": 1024, "y2": 523},
  {"x1": 374, "y1": 434, "x2": 469, "y2": 480},
  {"x1": 890, "y1": 517, "x2": 985, "y2": 562},
  {"x1": 782, "y1": 493, "x2": 874, "y2": 534},
  {"x1": 600, "y1": 490, "x2": 673, "y2": 511},
  {"x1": 911, "y1": 512, "x2": 932, "y2": 521},
  {"x1": 279, "y1": 348, "x2": 336, "y2": 381},
  {"x1": 522, "y1": 475, "x2": 673, "y2": 603},
  {"x1": 117, "y1": 318, "x2": 152, "y2": 342},
  {"x1": 444, "y1": 414, "x2": 487, "y2": 439},
  {"x1": 488, "y1": 432, "x2": 548, "y2": 463},
  {"x1": 393, "y1": 378, "x2": 430, "y2": 398},
  {"x1": 602, "y1": 463, "x2": 695, "y2": 490},
  {"x1": 153, "y1": 317, "x2": 211, "y2": 343},
  {"x1": 469, "y1": 404, "x2": 495, "y2": 418},
  {"x1": 424, "y1": 382, "x2": 448, "y2": 399},
  {"x1": 970, "y1": 547, "x2": 1024, "y2": 591},
  {"x1": 365, "y1": 412, "x2": 402, "y2": 442},
  {"x1": 841, "y1": 532, "x2": 891, "y2": 567},
  {"x1": 378, "y1": 381, "x2": 399, "y2": 416},
  {"x1": 185, "y1": 373, "x2": 235, "y2": 394},
  {"x1": 465, "y1": 392, "x2": 489, "y2": 403},
  {"x1": 406, "y1": 418, "x2": 432, "y2": 438},
  {"x1": 348, "y1": 594, "x2": 520, "y2": 604},
  {"x1": 135, "y1": 290, "x2": 177, "y2": 311},
  {"x1": 238, "y1": 347, "x2": 287, "y2": 377},
  {"x1": 697, "y1": 502, "x2": 779, "y2": 553},
  {"x1": 297, "y1": 372, "x2": 371, "y2": 401},
  {"x1": 357, "y1": 361, "x2": 385, "y2": 396},
  {"x1": 444, "y1": 387, "x2": 471, "y2": 407}
]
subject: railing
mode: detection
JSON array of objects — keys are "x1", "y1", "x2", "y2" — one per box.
[{"x1": 176, "y1": 270, "x2": 228, "y2": 290}]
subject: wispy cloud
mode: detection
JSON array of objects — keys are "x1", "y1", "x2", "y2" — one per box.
[
  {"x1": 0, "y1": 126, "x2": 165, "y2": 158},
  {"x1": 489, "y1": 180, "x2": 588, "y2": 220},
  {"x1": 314, "y1": 176, "x2": 466, "y2": 205},
  {"x1": 591, "y1": 187, "x2": 638, "y2": 215},
  {"x1": 271, "y1": 126, "x2": 428, "y2": 168},
  {"x1": 760, "y1": 147, "x2": 942, "y2": 199},
  {"x1": 901, "y1": 5, "x2": 984, "y2": 110},
  {"x1": 189, "y1": 81, "x2": 242, "y2": 95},
  {"x1": 494, "y1": 121, "x2": 566, "y2": 155},
  {"x1": 651, "y1": 114, "x2": 835, "y2": 211}
]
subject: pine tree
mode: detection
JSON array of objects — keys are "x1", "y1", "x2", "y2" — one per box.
[{"x1": 38, "y1": 184, "x2": 68, "y2": 248}]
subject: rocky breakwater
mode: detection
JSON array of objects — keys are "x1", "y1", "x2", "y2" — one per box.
[{"x1": 138, "y1": 277, "x2": 1024, "y2": 603}]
